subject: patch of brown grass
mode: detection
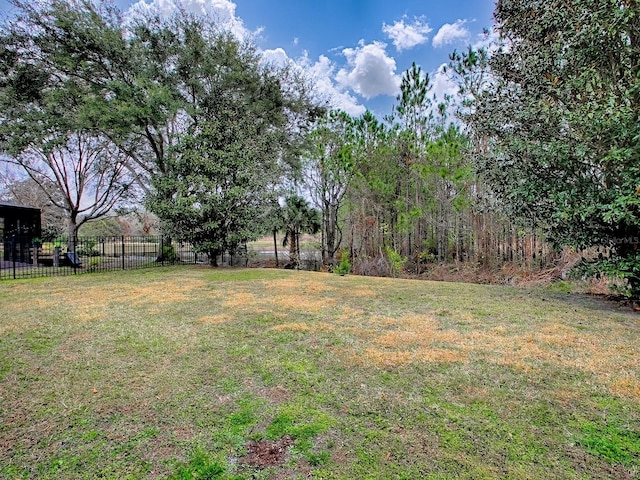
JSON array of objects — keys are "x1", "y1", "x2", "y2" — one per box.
[
  {"x1": 609, "y1": 377, "x2": 640, "y2": 399},
  {"x1": 333, "y1": 310, "x2": 640, "y2": 400},
  {"x1": 348, "y1": 286, "x2": 377, "y2": 297},
  {"x1": 219, "y1": 278, "x2": 338, "y2": 316},
  {"x1": 460, "y1": 385, "x2": 493, "y2": 401},
  {"x1": 198, "y1": 314, "x2": 232, "y2": 324},
  {"x1": 357, "y1": 347, "x2": 466, "y2": 367},
  {"x1": 337, "y1": 306, "x2": 366, "y2": 321},
  {"x1": 15, "y1": 278, "x2": 209, "y2": 323},
  {"x1": 271, "y1": 322, "x2": 336, "y2": 332},
  {"x1": 262, "y1": 277, "x2": 337, "y2": 295},
  {"x1": 222, "y1": 291, "x2": 257, "y2": 308},
  {"x1": 270, "y1": 294, "x2": 336, "y2": 313},
  {"x1": 272, "y1": 322, "x2": 311, "y2": 332},
  {"x1": 553, "y1": 387, "x2": 582, "y2": 406}
]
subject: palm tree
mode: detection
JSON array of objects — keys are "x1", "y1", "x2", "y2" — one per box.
[
  {"x1": 264, "y1": 199, "x2": 285, "y2": 267},
  {"x1": 282, "y1": 195, "x2": 321, "y2": 269}
]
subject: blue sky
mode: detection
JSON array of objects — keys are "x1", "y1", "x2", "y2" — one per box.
[{"x1": 1, "y1": 0, "x2": 497, "y2": 117}]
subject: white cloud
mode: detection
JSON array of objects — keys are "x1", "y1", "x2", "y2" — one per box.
[
  {"x1": 261, "y1": 47, "x2": 290, "y2": 67},
  {"x1": 336, "y1": 40, "x2": 401, "y2": 100},
  {"x1": 472, "y1": 27, "x2": 502, "y2": 52},
  {"x1": 431, "y1": 63, "x2": 459, "y2": 102},
  {"x1": 260, "y1": 49, "x2": 365, "y2": 117},
  {"x1": 382, "y1": 16, "x2": 432, "y2": 52},
  {"x1": 127, "y1": 0, "x2": 250, "y2": 39},
  {"x1": 432, "y1": 19, "x2": 470, "y2": 48},
  {"x1": 304, "y1": 55, "x2": 365, "y2": 116}
]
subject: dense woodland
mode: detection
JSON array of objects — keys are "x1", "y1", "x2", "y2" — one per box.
[{"x1": 0, "y1": 1, "x2": 638, "y2": 296}]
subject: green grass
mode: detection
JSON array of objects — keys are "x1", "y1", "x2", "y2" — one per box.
[{"x1": 1, "y1": 267, "x2": 639, "y2": 479}]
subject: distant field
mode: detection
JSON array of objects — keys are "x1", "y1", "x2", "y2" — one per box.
[
  {"x1": 1, "y1": 267, "x2": 639, "y2": 479},
  {"x1": 248, "y1": 234, "x2": 320, "y2": 253}
]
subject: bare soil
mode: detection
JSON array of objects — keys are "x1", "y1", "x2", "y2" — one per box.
[{"x1": 238, "y1": 435, "x2": 295, "y2": 469}]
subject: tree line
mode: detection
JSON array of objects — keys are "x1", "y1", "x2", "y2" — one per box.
[{"x1": 1, "y1": 0, "x2": 638, "y2": 296}]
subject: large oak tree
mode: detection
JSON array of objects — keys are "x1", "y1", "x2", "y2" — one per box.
[{"x1": 0, "y1": 0, "x2": 322, "y2": 257}]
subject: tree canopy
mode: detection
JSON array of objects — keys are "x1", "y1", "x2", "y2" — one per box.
[
  {"x1": 0, "y1": 0, "x2": 320, "y2": 255},
  {"x1": 450, "y1": 0, "x2": 640, "y2": 294}
]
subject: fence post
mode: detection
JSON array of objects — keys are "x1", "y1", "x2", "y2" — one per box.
[
  {"x1": 160, "y1": 237, "x2": 164, "y2": 266},
  {"x1": 73, "y1": 236, "x2": 77, "y2": 274},
  {"x1": 11, "y1": 235, "x2": 16, "y2": 280},
  {"x1": 121, "y1": 236, "x2": 125, "y2": 270}
]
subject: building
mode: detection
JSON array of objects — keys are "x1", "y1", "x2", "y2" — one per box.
[{"x1": 0, "y1": 202, "x2": 42, "y2": 263}]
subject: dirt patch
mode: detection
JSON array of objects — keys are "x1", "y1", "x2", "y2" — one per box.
[
  {"x1": 238, "y1": 435, "x2": 294, "y2": 469},
  {"x1": 258, "y1": 385, "x2": 291, "y2": 404},
  {"x1": 564, "y1": 446, "x2": 634, "y2": 480}
]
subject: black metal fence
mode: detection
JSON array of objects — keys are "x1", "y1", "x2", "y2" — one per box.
[
  {"x1": 0, "y1": 235, "x2": 322, "y2": 280},
  {"x1": 0, "y1": 236, "x2": 210, "y2": 280}
]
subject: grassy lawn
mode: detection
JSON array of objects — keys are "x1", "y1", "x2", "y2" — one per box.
[{"x1": 1, "y1": 267, "x2": 639, "y2": 479}]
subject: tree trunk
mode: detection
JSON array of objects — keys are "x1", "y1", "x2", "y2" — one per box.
[
  {"x1": 273, "y1": 229, "x2": 279, "y2": 267},
  {"x1": 67, "y1": 214, "x2": 78, "y2": 252},
  {"x1": 321, "y1": 210, "x2": 327, "y2": 264},
  {"x1": 288, "y1": 227, "x2": 298, "y2": 268},
  {"x1": 209, "y1": 248, "x2": 220, "y2": 267}
]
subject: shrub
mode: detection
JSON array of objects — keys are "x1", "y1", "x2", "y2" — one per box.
[
  {"x1": 351, "y1": 256, "x2": 392, "y2": 277},
  {"x1": 158, "y1": 244, "x2": 179, "y2": 264},
  {"x1": 572, "y1": 253, "x2": 640, "y2": 299},
  {"x1": 87, "y1": 257, "x2": 101, "y2": 273},
  {"x1": 334, "y1": 251, "x2": 351, "y2": 275},
  {"x1": 385, "y1": 246, "x2": 407, "y2": 278},
  {"x1": 77, "y1": 238, "x2": 100, "y2": 257}
]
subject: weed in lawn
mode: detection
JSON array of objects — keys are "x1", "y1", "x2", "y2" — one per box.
[
  {"x1": 227, "y1": 399, "x2": 260, "y2": 436},
  {"x1": 167, "y1": 448, "x2": 231, "y2": 480},
  {"x1": 261, "y1": 403, "x2": 336, "y2": 467},
  {"x1": 215, "y1": 377, "x2": 239, "y2": 396},
  {"x1": 577, "y1": 421, "x2": 640, "y2": 465}
]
